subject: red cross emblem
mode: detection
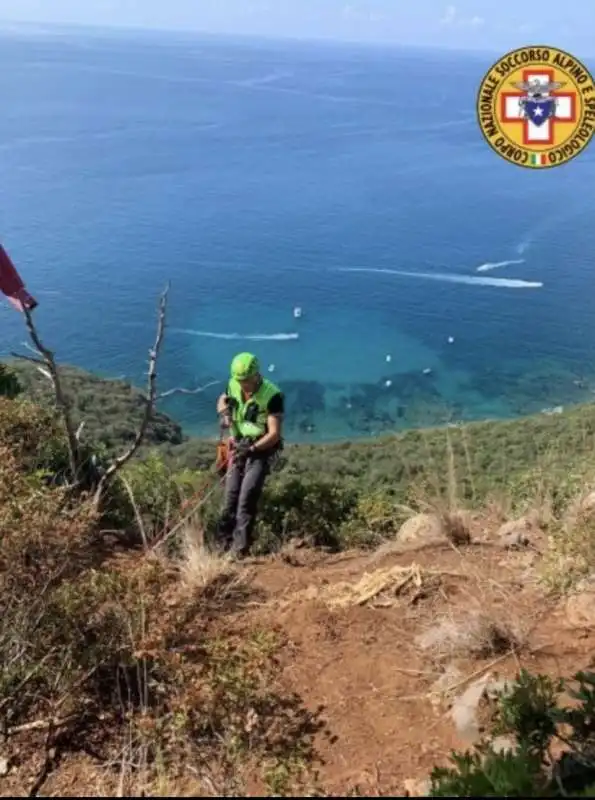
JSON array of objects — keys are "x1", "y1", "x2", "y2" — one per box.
[{"x1": 500, "y1": 69, "x2": 577, "y2": 146}]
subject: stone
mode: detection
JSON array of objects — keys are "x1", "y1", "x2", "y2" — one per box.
[
  {"x1": 0, "y1": 757, "x2": 8, "y2": 777},
  {"x1": 484, "y1": 678, "x2": 513, "y2": 701},
  {"x1": 490, "y1": 735, "x2": 517, "y2": 754},
  {"x1": 448, "y1": 674, "x2": 514, "y2": 743},
  {"x1": 566, "y1": 581, "x2": 595, "y2": 628},
  {"x1": 564, "y1": 491, "x2": 595, "y2": 531},
  {"x1": 450, "y1": 673, "x2": 493, "y2": 742},
  {"x1": 403, "y1": 778, "x2": 432, "y2": 797},
  {"x1": 579, "y1": 491, "x2": 595, "y2": 515},
  {"x1": 496, "y1": 516, "x2": 547, "y2": 551},
  {"x1": 398, "y1": 512, "x2": 470, "y2": 546},
  {"x1": 496, "y1": 519, "x2": 531, "y2": 549},
  {"x1": 398, "y1": 513, "x2": 445, "y2": 545}
]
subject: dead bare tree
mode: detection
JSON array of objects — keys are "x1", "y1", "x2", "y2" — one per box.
[
  {"x1": 11, "y1": 283, "x2": 172, "y2": 504},
  {"x1": 92, "y1": 283, "x2": 170, "y2": 506}
]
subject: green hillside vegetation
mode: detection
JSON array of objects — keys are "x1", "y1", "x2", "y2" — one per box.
[
  {"x1": 9, "y1": 358, "x2": 595, "y2": 546},
  {"x1": 3, "y1": 358, "x2": 595, "y2": 794},
  {"x1": 9, "y1": 361, "x2": 184, "y2": 452}
]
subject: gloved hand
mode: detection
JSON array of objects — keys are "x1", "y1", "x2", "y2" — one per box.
[
  {"x1": 234, "y1": 439, "x2": 254, "y2": 460},
  {"x1": 219, "y1": 395, "x2": 239, "y2": 429}
]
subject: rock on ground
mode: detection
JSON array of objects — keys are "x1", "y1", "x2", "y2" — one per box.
[
  {"x1": 496, "y1": 518, "x2": 531, "y2": 549},
  {"x1": 491, "y1": 735, "x2": 517, "y2": 754},
  {"x1": 398, "y1": 513, "x2": 470, "y2": 547},
  {"x1": 450, "y1": 675, "x2": 514, "y2": 743},
  {"x1": 564, "y1": 490, "x2": 595, "y2": 530},
  {"x1": 403, "y1": 777, "x2": 432, "y2": 796},
  {"x1": 429, "y1": 663, "x2": 463, "y2": 706},
  {"x1": 450, "y1": 674, "x2": 493, "y2": 742},
  {"x1": 565, "y1": 575, "x2": 595, "y2": 628},
  {"x1": 496, "y1": 516, "x2": 545, "y2": 550}
]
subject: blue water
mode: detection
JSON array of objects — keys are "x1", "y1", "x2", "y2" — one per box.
[{"x1": 2, "y1": 25, "x2": 595, "y2": 441}]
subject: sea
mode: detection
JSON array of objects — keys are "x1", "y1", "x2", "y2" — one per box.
[{"x1": 1, "y1": 24, "x2": 595, "y2": 442}]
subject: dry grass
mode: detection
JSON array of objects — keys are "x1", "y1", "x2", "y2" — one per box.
[
  {"x1": 380, "y1": 430, "x2": 473, "y2": 556},
  {"x1": 441, "y1": 511, "x2": 472, "y2": 546},
  {"x1": 316, "y1": 562, "x2": 463, "y2": 610},
  {"x1": 409, "y1": 429, "x2": 470, "y2": 516},
  {"x1": 178, "y1": 524, "x2": 239, "y2": 594},
  {"x1": 415, "y1": 609, "x2": 527, "y2": 662},
  {"x1": 540, "y1": 489, "x2": 595, "y2": 592},
  {"x1": 83, "y1": 732, "x2": 249, "y2": 797}
]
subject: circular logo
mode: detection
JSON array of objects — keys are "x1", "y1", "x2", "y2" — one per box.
[{"x1": 477, "y1": 45, "x2": 595, "y2": 169}]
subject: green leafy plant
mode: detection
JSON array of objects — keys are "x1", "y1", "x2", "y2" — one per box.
[
  {"x1": 256, "y1": 475, "x2": 358, "y2": 552},
  {"x1": 428, "y1": 669, "x2": 595, "y2": 797},
  {"x1": 0, "y1": 363, "x2": 21, "y2": 398}
]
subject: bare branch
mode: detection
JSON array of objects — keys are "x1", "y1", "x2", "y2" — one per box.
[
  {"x1": 24, "y1": 341, "x2": 41, "y2": 357},
  {"x1": 93, "y1": 283, "x2": 170, "y2": 506},
  {"x1": 18, "y1": 309, "x2": 81, "y2": 482},
  {"x1": 75, "y1": 421, "x2": 86, "y2": 442},
  {"x1": 10, "y1": 351, "x2": 54, "y2": 382},
  {"x1": 120, "y1": 475, "x2": 149, "y2": 550},
  {"x1": 10, "y1": 351, "x2": 45, "y2": 367},
  {"x1": 158, "y1": 379, "x2": 220, "y2": 400},
  {"x1": 151, "y1": 474, "x2": 223, "y2": 552}
]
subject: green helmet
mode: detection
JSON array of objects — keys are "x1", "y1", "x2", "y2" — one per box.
[{"x1": 230, "y1": 352, "x2": 260, "y2": 381}]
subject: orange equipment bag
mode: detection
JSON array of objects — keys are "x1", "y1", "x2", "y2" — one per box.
[{"x1": 215, "y1": 439, "x2": 230, "y2": 477}]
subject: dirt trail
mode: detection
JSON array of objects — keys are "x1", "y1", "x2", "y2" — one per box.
[
  {"x1": 228, "y1": 539, "x2": 595, "y2": 794},
  {"x1": 7, "y1": 532, "x2": 595, "y2": 796}
]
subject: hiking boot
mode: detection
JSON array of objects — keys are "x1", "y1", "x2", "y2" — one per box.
[{"x1": 229, "y1": 545, "x2": 250, "y2": 561}]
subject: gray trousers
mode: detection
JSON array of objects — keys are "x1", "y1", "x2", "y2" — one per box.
[{"x1": 216, "y1": 455, "x2": 270, "y2": 555}]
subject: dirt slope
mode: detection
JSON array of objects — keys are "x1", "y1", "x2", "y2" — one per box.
[
  {"x1": 232, "y1": 539, "x2": 577, "y2": 795},
  {"x1": 5, "y1": 520, "x2": 595, "y2": 797}
]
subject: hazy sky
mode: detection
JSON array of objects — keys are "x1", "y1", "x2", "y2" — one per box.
[{"x1": 0, "y1": 0, "x2": 593, "y2": 55}]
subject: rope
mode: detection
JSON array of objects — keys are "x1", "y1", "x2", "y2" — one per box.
[
  {"x1": 150, "y1": 420, "x2": 230, "y2": 550},
  {"x1": 150, "y1": 471, "x2": 225, "y2": 551}
]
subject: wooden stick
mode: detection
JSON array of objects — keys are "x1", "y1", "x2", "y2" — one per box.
[{"x1": 8, "y1": 714, "x2": 79, "y2": 736}]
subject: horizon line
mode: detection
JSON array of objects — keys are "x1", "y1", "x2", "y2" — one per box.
[
  {"x1": 0, "y1": 17, "x2": 548, "y2": 60},
  {"x1": 1, "y1": 18, "x2": 592, "y2": 64}
]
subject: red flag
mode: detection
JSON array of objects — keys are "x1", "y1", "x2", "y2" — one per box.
[{"x1": 0, "y1": 244, "x2": 38, "y2": 312}]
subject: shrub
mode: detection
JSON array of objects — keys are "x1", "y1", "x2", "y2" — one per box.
[
  {"x1": 0, "y1": 396, "x2": 64, "y2": 468},
  {"x1": 340, "y1": 489, "x2": 406, "y2": 549},
  {"x1": 428, "y1": 668, "x2": 595, "y2": 797},
  {"x1": 0, "y1": 433, "x2": 323, "y2": 796},
  {"x1": 112, "y1": 452, "x2": 213, "y2": 545},
  {"x1": 255, "y1": 475, "x2": 358, "y2": 553},
  {"x1": 0, "y1": 363, "x2": 21, "y2": 398}
]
